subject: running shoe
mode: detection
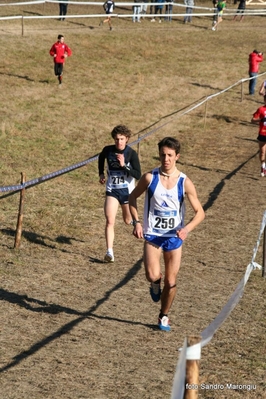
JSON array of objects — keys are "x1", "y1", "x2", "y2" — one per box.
[
  {"x1": 260, "y1": 167, "x2": 265, "y2": 177},
  {"x1": 158, "y1": 315, "x2": 171, "y2": 331},
  {"x1": 104, "y1": 252, "x2": 114, "y2": 263},
  {"x1": 150, "y1": 277, "x2": 161, "y2": 302}
]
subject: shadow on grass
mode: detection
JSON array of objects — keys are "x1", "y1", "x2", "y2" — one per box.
[
  {"x1": 177, "y1": 20, "x2": 210, "y2": 30},
  {"x1": 207, "y1": 113, "x2": 253, "y2": 127},
  {"x1": 245, "y1": 95, "x2": 262, "y2": 104},
  {"x1": 0, "y1": 258, "x2": 148, "y2": 373},
  {"x1": 201, "y1": 151, "x2": 259, "y2": 212},
  {"x1": 0, "y1": 228, "x2": 85, "y2": 248},
  {"x1": 235, "y1": 137, "x2": 257, "y2": 143},
  {"x1": 22, "y1": 10, "x2": 44, "y2": 16},
  {"x1": 88, "y1": 256, "x2": 108, "y2": 264},
  {"x1": 0, "y1": 72, "x2": 50, "y2": 84},
  {"x1": 0, "y1": 289, "x2": 81, "y2": 315},
  {"x1": 0, "y1": 72, "x2": 34, "y2": 82},
  {"x1": 177, "y1": 150, "x2": 259, "y2": 213},
  {"x1": 191, "y1": 82, "x2": 222, "y2": 91},
  {"x1": 66, "y1": 19, "x2": 95, "y2": 28},
  {"x1": 21, "y1": 10, "x2": 95, "y2": 30}
]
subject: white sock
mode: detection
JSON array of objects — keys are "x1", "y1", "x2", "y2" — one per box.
[{"x1": 107, "y1": 248, "x2": 113, "y2": 256}]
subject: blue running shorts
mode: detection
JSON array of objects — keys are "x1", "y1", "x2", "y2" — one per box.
[{"x1": 144, "y1": 234, "x2": 183, "y2": 252}]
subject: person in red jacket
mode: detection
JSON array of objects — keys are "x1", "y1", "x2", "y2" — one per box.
[
  {"x1": 249, "y1": 49, "x2": 263, "y2": 95},
  {"x1": 49, "y1": 34, "x2": 72, "y2": 86},
  {"x1": 251, "y1": 95, "x2": 266, "y2": 176}
]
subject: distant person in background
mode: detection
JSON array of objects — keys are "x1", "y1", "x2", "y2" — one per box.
[
  {"x1": 251, "y1": 95, "x2": 266, "y2": 177},
  {"x1": 132, "y1": 0, "x2": 141, "y2": 22},
  {"x1": 151, "y1": 0, "x2": 165, "y2": 22},
  {"x1": 100, "y1": 0, "x2": 115, "y2": 30},
  {"x1": 141, "y1": 0, "x2": 149, "y2": 18},
  {"x1": 232, "y1": 0, "x2": 246, "y2": 21},
  {"x1": 98, "y1": 125, "x2": 141, "y2": 263},
  {"x1": 212, "y1": 0, "x2": 218, "y2": 27},
  {"x1": 49, "y1": 34, "x2": 72, "y2": 86},
  {"x1": 164, "y1": 0, "x2": 173, "y2": 22},
  {"x1": 183, "y1": 0, "x2": 194, "y2": 23},
  {"x1": 248, "y1": 49, "x2": 264, "y2": 95},
  {"x1": 149, "y1": 0, "x2": 154, "y2": 17},
  {"x1": 58, "y1": 0, "x2": 68, "y2": 21},
  {"x1": 212, "y1": 0, "x2": 226, "y2": 31}
]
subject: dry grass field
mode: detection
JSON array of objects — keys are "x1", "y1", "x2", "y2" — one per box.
[{"x1": 0, "y1": 1, "x2": 266, "y2": 398}]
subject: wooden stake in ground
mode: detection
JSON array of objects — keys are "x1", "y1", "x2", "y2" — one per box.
[
  {"x1": 184, "y1": 335, "x2": 201, "y2": 399},
  {"x1": 263, "y1": 226, "x2": 266, "y2": 278},
  {"x1": 21, "y1": 16, "x2": 24, "y2": 37},
  {"x1": 14, "y1": 172, "x2": 26, "y2": 249},
  {"x1": 204, "y1": 100, "x2": 208, "y2": 132}
]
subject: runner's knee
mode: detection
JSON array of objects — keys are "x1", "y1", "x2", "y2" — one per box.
[
  {"x1": 164, "y1": 282, "x2": 176, "y2": 290},
  {"x1": 145, "y1": 270, "x2": 161, "y2": 283}
]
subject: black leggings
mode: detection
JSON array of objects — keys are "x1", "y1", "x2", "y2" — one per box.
[
  {"x1": 54, "y1": 63, "x2": 64, "y2": 77},
  {"x1": 59, "y1": 3, "x2": 68, "y2": 16}
]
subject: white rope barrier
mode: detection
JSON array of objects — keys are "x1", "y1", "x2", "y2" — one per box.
[
  {"x1": 171, "y1": 210, "x2": 266, "y2": 398},
  {"x1": 0, "y1": 0, "x2": 44, "y2": 5},
  {"x1": 0, "y1": 15, "x2": 23, "y2": 20}
]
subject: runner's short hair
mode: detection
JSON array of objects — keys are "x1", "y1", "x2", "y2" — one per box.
[{"x1": 158, "y1": 137, "x2": 181, "y2": 155}]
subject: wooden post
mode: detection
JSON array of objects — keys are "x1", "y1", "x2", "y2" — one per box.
[
  {"x1": 204, "y1": 100, "x2": 208, "y2": 131},
  {"x1": 22, "y1": 16, "x2": 24, "y2": 37},
  {"x1": 263, "y1": 226, "x2": 266, "y2": 278},
  {"x1": 14, "y1": 172, "x2": 26, "y2": 249},
  {"x1": 184, "y1": 335, "x2": 201, "y2": 399},
  {"x1": 137, "y1": 133, "x2": 140, "y2": 159}
]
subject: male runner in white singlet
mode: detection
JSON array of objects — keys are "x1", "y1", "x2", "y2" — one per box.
[{"x1": 129, "y1": 137, "x2": 205, "y2": 331}]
